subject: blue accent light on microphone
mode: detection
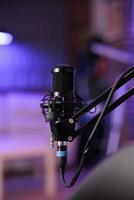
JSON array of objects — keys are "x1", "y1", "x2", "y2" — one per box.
[
  {"x1": 56, "y1": 151, "x2": 67, "y2": 157},
  {"x1": 0, "y1": 32, "x2": 13, "y2": 45}
]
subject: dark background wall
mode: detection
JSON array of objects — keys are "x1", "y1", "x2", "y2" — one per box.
[{"x1": 0, "y1": 0, "x2": 67, "y2": 91}]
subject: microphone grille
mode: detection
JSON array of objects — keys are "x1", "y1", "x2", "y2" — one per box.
[{"x1": 52, "y1": 65, "x2": 74, "y2": 95}]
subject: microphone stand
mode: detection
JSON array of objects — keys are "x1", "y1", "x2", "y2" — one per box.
[{"x1": 41, "y1": 66, "x2": 134, "y2": 187}]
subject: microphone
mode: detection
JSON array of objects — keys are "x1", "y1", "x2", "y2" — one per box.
[
  {"x1": 40, "y1": 64, "x2": 134, "y2": 187},
  {"x1": 40, "y1": 65, "x2": 83, "y2": 168},
  {"x1": 52, "y1": 65, "x2": 74, "y2": 167}
]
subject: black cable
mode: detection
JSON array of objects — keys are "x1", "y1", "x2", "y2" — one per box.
[{"x1": 60, "y1": 66, "x2": 134, "y2": 187}]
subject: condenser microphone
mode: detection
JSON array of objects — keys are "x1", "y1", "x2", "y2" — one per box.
[
  {"x1": 52, "y1": 65, "x2": 74, "y2": 167},
  {"x1": 40, "y1": 65, "x2": 83, "y2": 168},
  {"x1": 40, "y1": 65, "x2": 84, "y2": 168}
]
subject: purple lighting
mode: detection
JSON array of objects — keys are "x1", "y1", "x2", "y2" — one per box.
[{"x1": 0, "y1": 32, "x2": 13, "y2": 45}]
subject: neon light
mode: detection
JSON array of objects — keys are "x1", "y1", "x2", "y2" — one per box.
[{"x1": 0, "y1": 32, "x2": 13, "y2": 45}]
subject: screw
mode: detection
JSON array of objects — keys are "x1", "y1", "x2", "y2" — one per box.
[
  {"x1": 68, "y1": 136, "x2": 73, "y2": 141},
  {"x1": 69, "y1": 118, "x2": 74, "y2": 124}
]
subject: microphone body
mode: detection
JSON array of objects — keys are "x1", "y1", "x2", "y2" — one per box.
[
  {"x1": 52, "y1": 65, "x2": 74, "y2": 167},
  {"x1": 40, "y1": 65, "x2": 83, "y2": 167}
]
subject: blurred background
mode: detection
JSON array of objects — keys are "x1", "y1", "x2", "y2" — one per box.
[{"x1": 0, "y1": 0, "x2": 133, "y2": 199}]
